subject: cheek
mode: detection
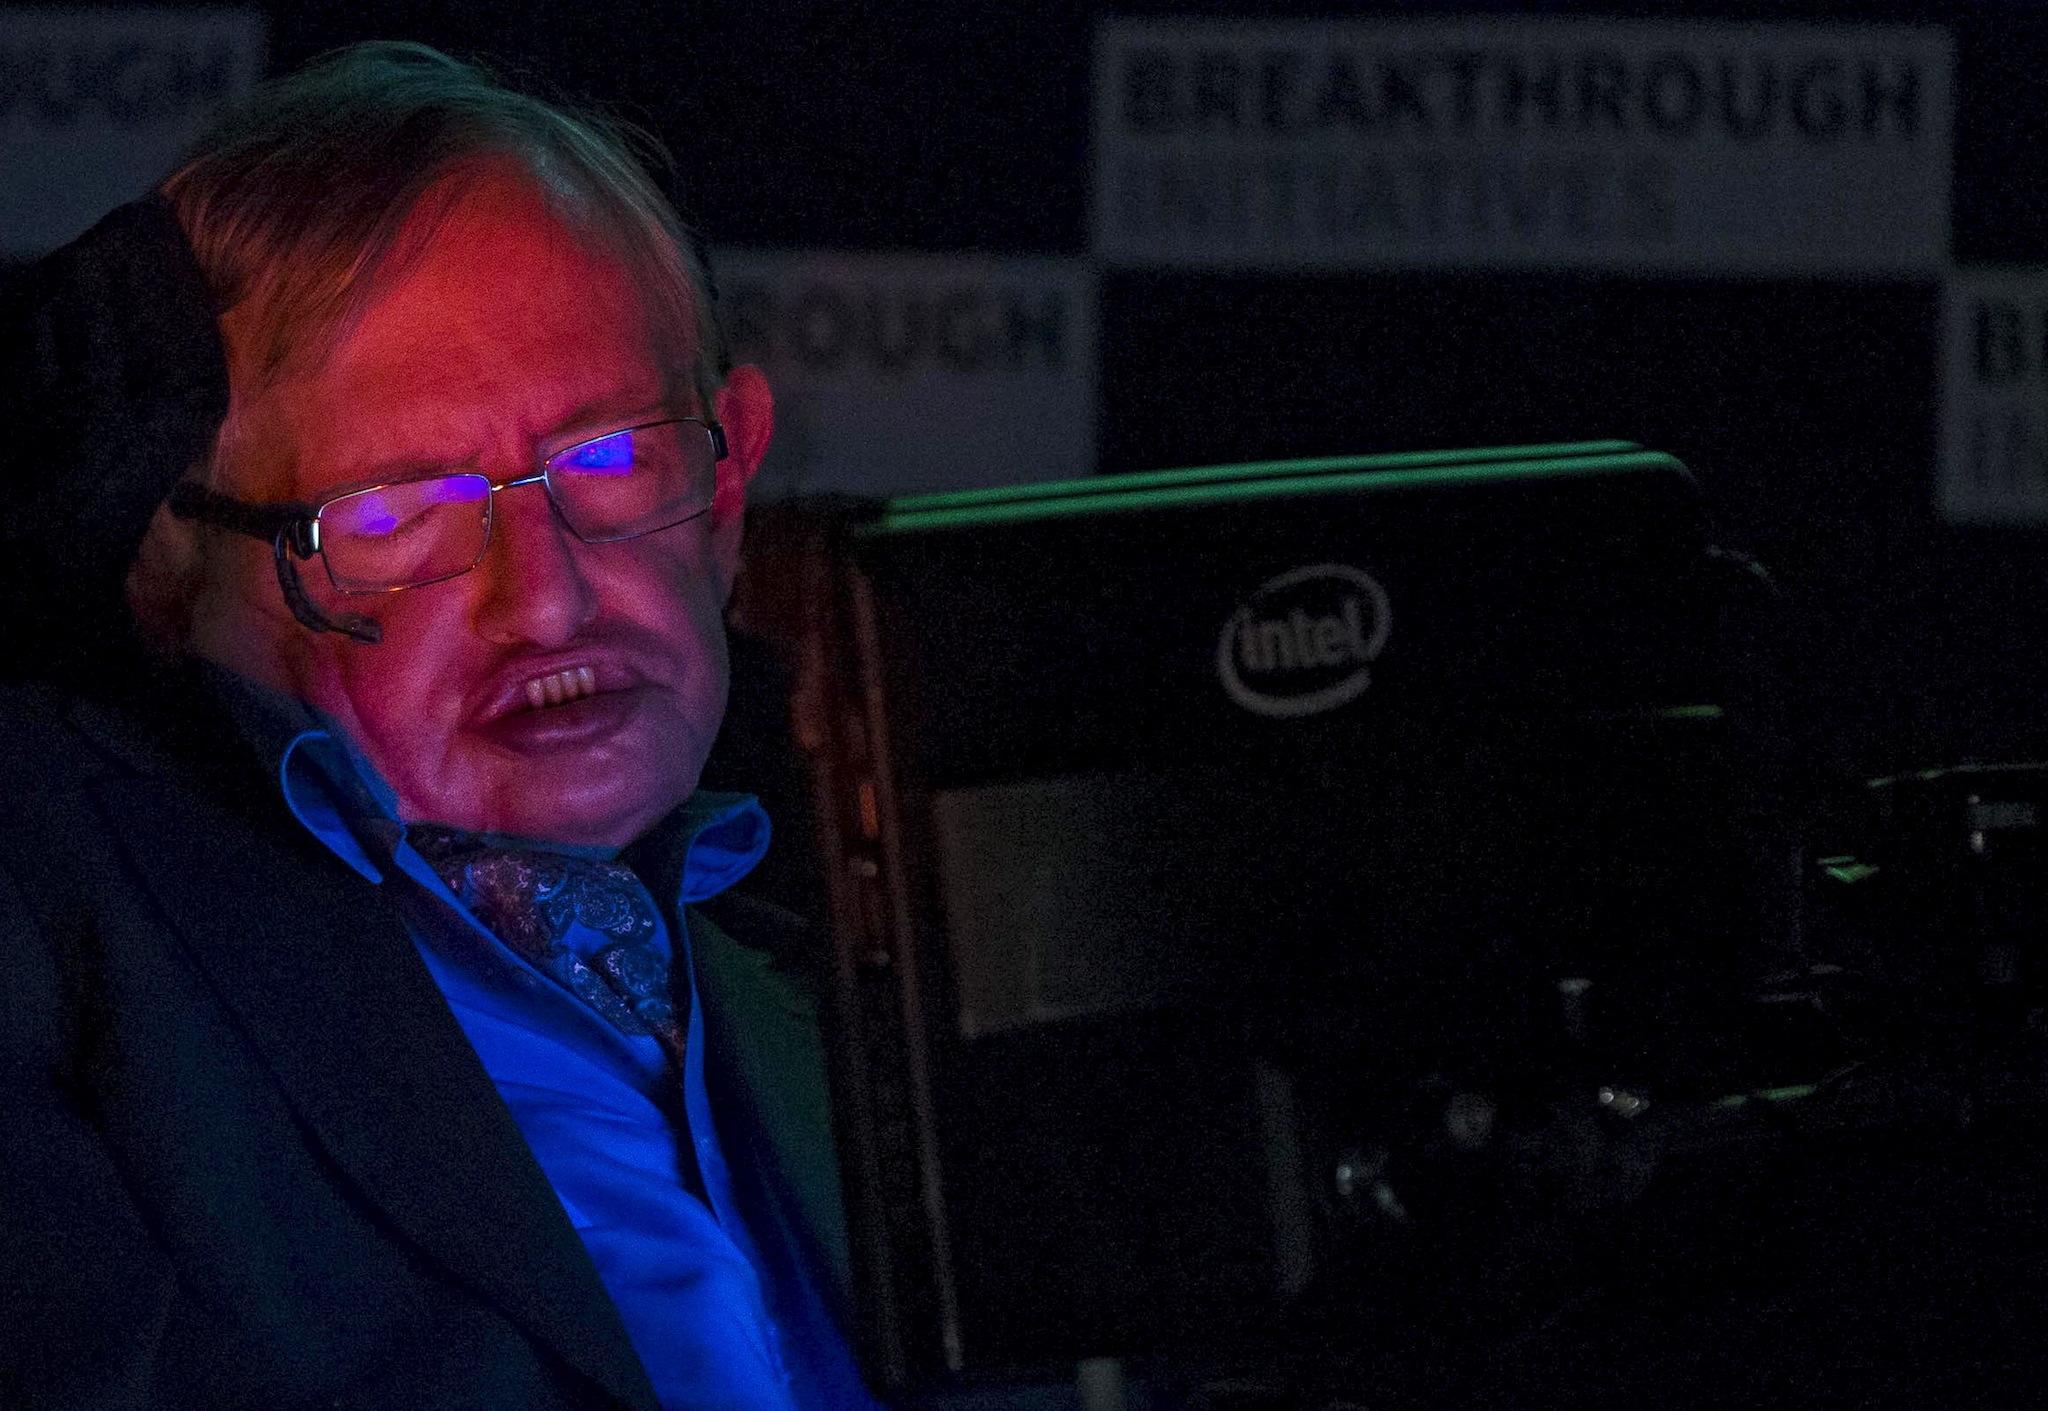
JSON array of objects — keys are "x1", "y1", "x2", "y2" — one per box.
[
  {"x1": 333, "y1": 630, "x2": 457, "y2": 724},
  {"x1": 313, "y1": 592, "x2": 475, "y2": 773},
  {"x1": 590, "y1": 543, "x2": 737, "y2": 758},
  {"x1": 609, "y1": 533, "x2": 732, "y2": 661}
]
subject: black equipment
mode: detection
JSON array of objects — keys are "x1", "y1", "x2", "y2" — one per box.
[{"x1": 737, "y1": 443, "x2": 1830, "y2": 1402}]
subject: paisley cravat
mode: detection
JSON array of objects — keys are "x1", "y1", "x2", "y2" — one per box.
[{"x1": 407, "y1": 824, "x2": 688, "y2": 1068}]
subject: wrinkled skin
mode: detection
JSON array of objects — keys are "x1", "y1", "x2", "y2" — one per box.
[{"x1": 173, "y1": 173, "x2": 773, "y2": 848}]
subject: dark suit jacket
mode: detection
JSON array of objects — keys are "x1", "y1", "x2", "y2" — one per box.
[{"x1": 0, "y1": 677, "x2": 856, "y2": 1409}]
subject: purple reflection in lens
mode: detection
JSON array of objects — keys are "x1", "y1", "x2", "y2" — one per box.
[
  {"x1": 557, "y1": 429, "x2": 635, "y2": 476},
  {"x1": 330, "y1": 477, "x2": 487, "y2": 539},
  {"x1": 431, "y1": 477, "x2": 491, "y2": 502},
  {"x1": 343, "y1": 494, "x2": 397, "y2": 537}
]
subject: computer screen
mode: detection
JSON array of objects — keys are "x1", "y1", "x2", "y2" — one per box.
[{"x1": 753, "y1": 445, "x2": 1786, "y2": 1393}]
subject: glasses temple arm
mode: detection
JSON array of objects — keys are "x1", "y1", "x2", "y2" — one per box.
[
  {"x1": 166, "y1": 482, "x2": 319, "y2": 553},
  {"x1": 268, "y1": 532, "x2": 381, "y2": 644}
]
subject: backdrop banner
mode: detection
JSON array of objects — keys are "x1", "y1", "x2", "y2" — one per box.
[
  {"x1": 1938, "y1": 267, "x2": 2048, "y2": 524},
  {"x1": 1093, "y1": 16, "x2": 1953, "y2": 276},
  {"x1": 1, "y1": 7, "x2": 265, "y2": 259},
  {"x1": 716, "y1": 249, "x2": 1097, "y2": 500}
]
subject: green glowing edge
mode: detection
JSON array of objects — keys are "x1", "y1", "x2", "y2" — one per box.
[
  {"x1": 1651, "y1": 703, "x2": 1723, "y2": 721},
  {"x1": 1866, "y1": 760, "x2": 2048, "y2": 790},
  {"x1": 1711, "y1": 1084, "x2": 1819, "y2": 1110},
  {"x1": 1576, "y1": 704, "x2": 1725, "y2": 723},
  {"x1": 885, "y1": 439, "x2": 1642, "y2": 514},
  {"x1": 865, "y1": 448, "x2": 1687, "y2": 536}
]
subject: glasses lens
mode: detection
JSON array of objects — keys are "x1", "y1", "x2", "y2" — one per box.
[
  {"x1": 546, "y1": 420, "x2": 716, "y2": 542},
  {"x1": 318, "y1": 475, "x2": 491, "y2": 591}
]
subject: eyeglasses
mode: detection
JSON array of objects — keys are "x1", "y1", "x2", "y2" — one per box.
[{"x1": 168, "y1": 416, "x2": 728, "y2": 642}]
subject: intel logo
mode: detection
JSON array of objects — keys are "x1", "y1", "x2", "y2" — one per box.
[{"x1": 1216, "y1": 563, "x2": 1392, "y2": 719}]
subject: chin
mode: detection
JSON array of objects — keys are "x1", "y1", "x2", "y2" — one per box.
[
  {"x1": 396, "y1": 754, "x2": 691, "y2": 848},
  {"x1": 486, "y1": 782, "x2": 689, "y2": 849}
]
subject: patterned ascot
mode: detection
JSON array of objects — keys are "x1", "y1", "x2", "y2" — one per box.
[{"x1": 406, "y1": 825, "x2": 688, "y2": 1070}]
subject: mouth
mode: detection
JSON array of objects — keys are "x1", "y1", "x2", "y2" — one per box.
[
  {"x1": 476, "y1": 664, "x2": 651, "y2": 754},
  {"x1": 523, "y1": 665, "x2": 599, "y2": 712},
  {"x1": 473, "y1": 656, "x2": 643, "y2": 725}
]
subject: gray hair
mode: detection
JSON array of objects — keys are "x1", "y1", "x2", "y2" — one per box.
[{"x1": 162, "y1": 41, "x2": 724, "y2": 410}]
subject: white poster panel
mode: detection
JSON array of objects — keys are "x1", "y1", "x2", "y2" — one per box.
[
  {"x1": 1094, "y1": 17, "x2": 1952, "y2": 276},
  {"x1": 1, "y1": 7, "x2": 265, "y2": 259},
  {"x1": 715, "y1": 249, "x2": 1097, "y2": 501},
  {"x1": 1938, "y1": 269, "x2": 2048, "y2": 525}
]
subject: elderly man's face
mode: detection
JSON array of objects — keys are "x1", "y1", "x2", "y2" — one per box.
[{"x1": 194, "y1": 174, "x2": 771, "y2": 847}]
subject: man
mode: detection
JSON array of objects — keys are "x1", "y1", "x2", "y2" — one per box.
[{"x1": 0, "y1": 42, "x2": 874, "y2": 1410}]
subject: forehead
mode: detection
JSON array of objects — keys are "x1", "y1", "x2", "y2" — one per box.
[{"x1": 259, "y1": 175, "x2": 685, "y2": 495}]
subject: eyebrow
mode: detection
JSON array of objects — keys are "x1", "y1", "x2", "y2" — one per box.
[
  {"x1": 550, "y1": 397, "x2": 679, "y2": 440},
  {"x1": 335, "y1": 394, "x2": 683, "y2": 486}
]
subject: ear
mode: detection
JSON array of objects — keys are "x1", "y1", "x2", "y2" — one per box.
[
  {"x1": 124, "y1": 494, "x2": 208, "y2": 652},
  {"x1": 711, "y1": 363, "x2": 773, "y2": 514},
  {"x1": 708, "y1": 362, "x2": 773, "y2": 591}
]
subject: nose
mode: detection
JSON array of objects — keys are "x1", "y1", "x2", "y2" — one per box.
[{"x1": 470, "y1": 477, "x2": 598, "y2": 647}]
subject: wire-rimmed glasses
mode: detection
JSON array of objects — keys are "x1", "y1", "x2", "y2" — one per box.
[{"x1": 168, "y1": 416, "x2": 728, "y2": 642}]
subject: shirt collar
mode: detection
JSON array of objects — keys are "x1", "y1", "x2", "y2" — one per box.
[{"x1": 210, "y1": 666, "x2": 770, "y2": 904}]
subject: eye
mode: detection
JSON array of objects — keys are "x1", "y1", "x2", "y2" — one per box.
[
  {"x1": 558, "y1": 429, "x2": 636, "y2": 475},
  {"x1": 328, "y1": 478, "x2": 484, "y2": 539},
  {"x1": 338, "y1": 492, "x2": 408, "y2": 537}
]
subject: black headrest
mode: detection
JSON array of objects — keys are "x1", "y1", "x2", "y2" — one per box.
[{"x1": 0, "y1": 193, "x2": 229, "y2": 683}]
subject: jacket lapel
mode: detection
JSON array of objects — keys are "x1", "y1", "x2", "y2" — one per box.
[
  {"x1": 75, "y1": 702, "x2": 659, "y2": 1411},
  {"x1": 693, "y1": 899, "x2": 856, "y2": 1320}
]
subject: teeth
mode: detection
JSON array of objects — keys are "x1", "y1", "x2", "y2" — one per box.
[{"x1": 523, "y1": 666, "x2": 598, "y2": 711}]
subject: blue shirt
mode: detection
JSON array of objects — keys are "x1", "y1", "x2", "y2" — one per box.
[{"x1": 225, "y1": 682, "x2": 869, "y2": 1410}]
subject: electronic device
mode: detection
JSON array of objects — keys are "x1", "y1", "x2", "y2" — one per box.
[{"x1": 736, "y1": 443, "x2": 1804, "y2": 1397}]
